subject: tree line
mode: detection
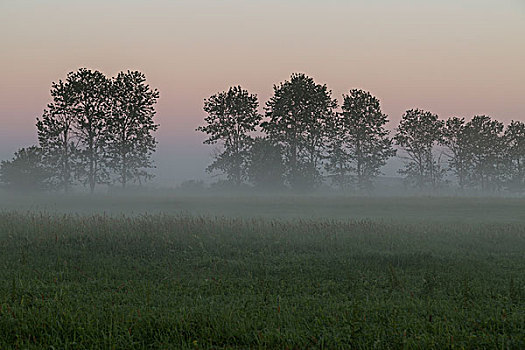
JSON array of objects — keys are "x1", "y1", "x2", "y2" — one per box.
[
  {"x1": 198, "y1": 73, "x2": 525, "y2": 193},
  {"x1": 0, "y1": 68, "x2": 159, "y2": 193},
  {"x1": 1, "y1": 71, "x2": 524, "y2": 194}
]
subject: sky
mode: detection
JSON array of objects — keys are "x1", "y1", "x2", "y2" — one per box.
[{"x1": 1, "y1": 0, "x2": 524, "y2": 184}]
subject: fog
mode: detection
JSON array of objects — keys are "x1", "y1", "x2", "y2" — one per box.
[{"x1": 1, "y1": 187, "x2": 523, "y2": 226}]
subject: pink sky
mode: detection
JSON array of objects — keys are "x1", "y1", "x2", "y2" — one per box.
[{"x1": 1, "y1": 0, "x2": 524, "y2": 182}]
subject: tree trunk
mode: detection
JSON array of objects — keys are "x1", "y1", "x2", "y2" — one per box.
[
  {"x1": 122, "y1": 153, "x2": 127, "y2": 189},
  {"x1": 356, "y1": 139, "x2": 362, "y2": 190},
  {"x1": 89, "y1": 139, "x2": 95, "y2": 194}
]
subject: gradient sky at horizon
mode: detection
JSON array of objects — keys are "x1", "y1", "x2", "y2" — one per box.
[{"x1": 1, "y1": 0, "x2": 524, "y2": 183}]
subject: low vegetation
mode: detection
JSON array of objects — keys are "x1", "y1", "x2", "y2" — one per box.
[{"x1": 0, "y1": 196, "x2": 524, "y2": 348}]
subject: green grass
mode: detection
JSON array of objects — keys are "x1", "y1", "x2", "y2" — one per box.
[{"x1": 0, "y1": 196, "x2": 524, "y2": 348}]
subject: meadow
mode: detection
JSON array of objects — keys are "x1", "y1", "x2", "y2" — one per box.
[{"x1": 0, "y1": 194, "x2": 524, "y2": 348}]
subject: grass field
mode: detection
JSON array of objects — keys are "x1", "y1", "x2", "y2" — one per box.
[{"x1": 0, "y1": 195, "x2": 524, "y2": 348}]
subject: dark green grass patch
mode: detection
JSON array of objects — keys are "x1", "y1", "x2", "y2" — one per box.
[{"x1": 0, "y1": 212, "x2": 524, "y2": 348}]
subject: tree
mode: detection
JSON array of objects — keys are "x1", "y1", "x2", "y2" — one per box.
[
  {"x1": 504, "y1": 120, "x2": 525, "y2": 192},
  {"x1": 262, "y1": 73, "x2": 337, "y2": 190},
  {"x1": 325, "y1": 126, "x2": 352, "y2": 190},
  {"x1": 0, "y1": 146, "x2": 51, "y2": 191},
  {"x1": 464, "y1": 115, "x2": 505, "y2": 191},
  {"x1": 107, "y1": 71, "x2": 159, "y2": 188},
  {"x1": 246, "y1": 137, "x2": 285, "y2": 189},
  {"x1": 197, "y1": 86, "x2": 261, "y2": 186},
  {"x1": 442, "y1": 117, "x2": 471, "y2": 190},
  {"x1": 326, "y1": 89, "x2": 395, "y2": 191},
  {"x1": 36, "y1": 78, "x2": 78, "y2": 192},
  {"x1": 69, "y1": 68, "x2": 112, "y2": 193},
  {"x1": 394, "y1": 109, "x2": 444, "y2": 190}
]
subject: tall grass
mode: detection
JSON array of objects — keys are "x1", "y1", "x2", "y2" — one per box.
[{"x1": 0, "y1": 211, "x2": 523, "y2": 348}]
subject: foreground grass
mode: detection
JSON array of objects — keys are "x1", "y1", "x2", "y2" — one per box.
[{"x1": 0, "y1": 212, "x2": 524, "y2": 349}]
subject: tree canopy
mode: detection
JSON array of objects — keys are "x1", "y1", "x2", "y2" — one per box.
[
  {"x1": 263, "y1": 73, "x2": 337, "y2": 190},
  {"x1": 326, "y1": 89, "x2": 395, "y2": 191},
  {"x1": 197, "y1": 86, "x2": 261, "y2": 186},
  {"x1": 33, "y1": 68, "x2": 159, "y2": 193}
]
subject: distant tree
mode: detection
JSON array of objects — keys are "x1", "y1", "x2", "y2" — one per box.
[
  {"x1": 464, "y1": 115, "x2": 505, "y2": 191},
  {"x1": 197, "y1": 86, "x2": 261, "y2": 186},
  {"x1": 504, "y1": 120, "x2": 525, "y2": 192},
  {"x1": 326, "y1": 89, "x2": 395, "y2": 191},
  {"x1": 262, "y1": 73, "x2": 337, "y2": 190},
  {"x1": 394, "y1": 109, "x2": 444, "y2": 190},
  {"x1": 0, "y1": 146, "x2": 51, "y2": 191},
  {"x1": 36, "y1": 78, "x2": 78, "y2": 192},
  {"x1": 442, "y1": 117, "x2": 471, "y2": 190},
  {"x1": 247, "y1": 137, "x2": 285, "y2": 189},
  {"x1": 107, "y1": 71, "x2": 159, "y2": 187},
  {"x1": 69, "y1": 68, "x2": 112, "y2": 193},
  {"x1": 325, "y1": 125, "x2": 352, "y2": 190}
]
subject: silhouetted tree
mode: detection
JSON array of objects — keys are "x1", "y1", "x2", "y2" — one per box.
[
  {"x1": 36, "y1": 78, "x2": 78, "y2": 192},
  {"x1": 504, "y1": 120, "x2": 525, "y2": 192},
  {"x1": 107, "y1": 71, "x2": 159, "y2": 188},
  {"x1": 325, "y1": 128, "x2": 352, "y2": 190},
  {"x1": 69, "y1": 68, "x2": 112, "y2": 193},
  {"x1": 262, "y1": 73, "x2": 337, "y2": 190},
  {"x1": 0, "y1": 146, "x2": 51, "y2": 191},
  {"x1": 464, "y1": 115, "x2": 505, "y2": 191},
  {"x1": 247, "y1": 137, "x2": 285, "y2": 189},
  {"x1": 442, "y1": 117, "x2": 471, "y2": 190},
  {"x1": 197, "y1": 86, "x2": 261, "y2": 186},
  {"x1": 395, "y1": 109, "x2": 444, "y2": 190},
  {"x1": 326, "y1": 89, "x2": 395, "y2": 191}
]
